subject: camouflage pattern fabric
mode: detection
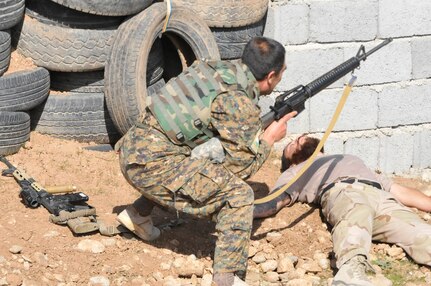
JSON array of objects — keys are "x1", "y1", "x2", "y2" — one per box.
[
  {"x1": 146, "y1": 59, "x2": 259, "y2": 147},
  {"x1": 320, "y1": 182, "x2": 431, "y2": 268},
  {"x1": 118, "y1": 60, "x2": 272, "y2": 275},
  {"x1": 119, "y1": 125, "x2": 255, "y2": 275}
]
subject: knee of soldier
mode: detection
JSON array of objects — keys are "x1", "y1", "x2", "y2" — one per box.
[
  {"x1": 409, "y1": 233, "x2": 431, "y2": 266},
  {"x1": 226, "y1": 178, "x2": 254, "y2": 207}
]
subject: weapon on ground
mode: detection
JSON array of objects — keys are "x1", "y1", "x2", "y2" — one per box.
[
  {"x1": 0, "y1": 155, "x2": 98, "y2": 234},
  {"x1": 261, "y1": 38, "x2": 392, "y2": 129}
]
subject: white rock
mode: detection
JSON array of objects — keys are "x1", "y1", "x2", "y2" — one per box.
[
  {"x1": 9, "y1": 245, "x2": 22, "y2": 254},
  {"x1": 100, "y1": 238, "x2": 116, "y2": 247},
  {"x1": 201, "y1": 273, "x2": 213, "y2": 286},
  {"x1": 264, "y1": 271, "x2": 279, "y2": 283},
  {"x1": 317, "y1": 258, "x2": 330, "y2": 270},
  {"x1": 252, "y1": 252, "x2": 266, "y2": 264},
  {"x1": 266, "y1": 232, "x2": 283, "y2": 243},
  {"x1": 77, "y1": 239, "x2": 105, "y2": 254},
  {"x1": 248, "y1": 246, "x2": 258, "y2": 258},
  {"x1": 277, "y1": 257, "x2": 295, "y2": 273},
  {"x1": 260, "y1": 260, "x2": 278, "y2": 272},
  {"x1": 89, "y1": 276, "x2": 110, "y2": 286}
]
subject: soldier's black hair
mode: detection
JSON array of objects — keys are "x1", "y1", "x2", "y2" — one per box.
[{"x1": 241, "y1": 36, "x2": 285, "y2": 81}]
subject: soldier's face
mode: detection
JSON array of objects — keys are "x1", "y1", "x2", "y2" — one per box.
[
  {"x1": 260, "y1": 64, "x2": 286, "y2": 95},
  {"x1": 271, "y1": 64, "x2": 286, "y2": 90}
]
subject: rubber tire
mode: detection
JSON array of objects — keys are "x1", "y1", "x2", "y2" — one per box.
[
  {"x1": 0, "y1": 111, "x2": 30, "y2": 155},
  {"x1": 0, "y1": 67, "x2": 50, "y2": 112},
  {"x1": 211, "y1": 18, "x2": 265, "y2": 60},
  {"x1": 13, "y1": 13, "x2": 119, "y2": 72},
  {"x1": 172, "y1": 0, "x2": 268, "y2": 28},
  {"x1": 0, "y1": 0, "x2": 25, "y2": 30},
  {"x1": 30, "y1": 92, "x2": 121, "y2": 144},
  {"x1": 50, "y1": 70, "x2": 105, "y2": 93},
  {"x1": 0, "y1": 30, "x2": 11, "y2": 76},
  {"x1": 105, "y1": 2, "x2": 220, "y2": 134},
  {"x1": 48, "y1": 0, "x2": 153, "y2": 16},
  {"x1": 25, "y1": 0, "x2": 125, "y2": 28}
]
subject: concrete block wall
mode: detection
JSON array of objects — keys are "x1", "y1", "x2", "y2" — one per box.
[{"x1": 262, "y1": 0, "x2": 431, "y2": 179}]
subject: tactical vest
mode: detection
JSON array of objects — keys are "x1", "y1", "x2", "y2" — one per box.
[{"x1": 146, "y1": 60, "x2": 259, "y2": 147}]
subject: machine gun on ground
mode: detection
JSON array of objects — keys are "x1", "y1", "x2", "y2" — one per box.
[
  {"x1": 0, "y1": 155, "x2": 98, "y2": 234},
  {"x1": 261, "y1": 39, "x2": 392, "y2": 129}
]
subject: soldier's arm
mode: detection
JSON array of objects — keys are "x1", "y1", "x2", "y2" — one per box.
[
  {"x1": 390, "y1": 183, "x2": 431, "y2": 212},
  {"x1": 210, "y1": 92, "x2": 271, "y2": 179}
]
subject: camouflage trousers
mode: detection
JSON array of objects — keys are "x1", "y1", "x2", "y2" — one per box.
[
  {"x1": 124, "y1": 162, "x2": 254, "y2": 277},
  {"x1": 320, "y1": 181, "x2": 431, "y2": 268}
]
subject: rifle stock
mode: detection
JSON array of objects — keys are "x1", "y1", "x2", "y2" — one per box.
[{"x1": 261, "y1": 38, "x2": 392, "y2": 129}]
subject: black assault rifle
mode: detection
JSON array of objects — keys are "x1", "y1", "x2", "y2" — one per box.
[
  {"x1": 261, "y1": 39, "x2": 392, "y2": 129},
  {"x1": 0, "y1": 155, "x2": 98, "y2": 234}
]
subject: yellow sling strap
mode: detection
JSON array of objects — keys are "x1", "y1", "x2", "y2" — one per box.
[{"x1": 254, "y1": 75, "x2": 357, "y2": 205}]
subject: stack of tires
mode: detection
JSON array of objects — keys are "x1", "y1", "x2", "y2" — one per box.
[
  {"x1": 0, "y1": 0, "x2": 49, "y2": 156},
  {"x1": 186, "y1": 0, "x2": 269, "y2": 60},
  {"x1": 2, "y1": 0, "x2": 268, "y2": 155}
]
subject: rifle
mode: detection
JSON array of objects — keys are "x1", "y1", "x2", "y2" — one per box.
[
  {"x1": 0, "y1": 155, "x2": 98, "y2": 234},
  {"x1": 261, "y1": 39, "x2": 392, "y2": 129}
]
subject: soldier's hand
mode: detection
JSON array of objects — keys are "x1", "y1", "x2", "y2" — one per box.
[{"x1": 261, "y1": 111, "x2": 297, "y2": 146}]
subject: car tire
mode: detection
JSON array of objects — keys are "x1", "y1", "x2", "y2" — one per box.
[
  {"x1": 0, "y1": 111, "x2": 30, "y2": 155},
  {"x1": 48, "y1": 0, "x2": 153, "y2": 16},
  {"x1": 172, "y1": 0, "x2": 268, "y2": 28},
  {"x1": 0, "y1": 0, "x2": 25, "y2": 30},
  {"x1": 0, "y1": 30, "x2": 11, "y2": 76},
  {"x1": 0, "y1": 67, "x2": 50, "y2": 112},
  {"x1": 104, "y1": 2, "x2": 220, "y2": 134},
  {"x1": 30, "y1": 92, "x2": 121, "y2": 143}
]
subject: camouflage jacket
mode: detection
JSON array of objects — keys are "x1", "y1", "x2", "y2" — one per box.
[{"x1": 119, "y1": 60, "x2": 271, "y2": 191}]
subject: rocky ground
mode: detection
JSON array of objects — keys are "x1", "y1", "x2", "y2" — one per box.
[{"x1": 0, "y1": 132, "x2": 431, "y2": 286}]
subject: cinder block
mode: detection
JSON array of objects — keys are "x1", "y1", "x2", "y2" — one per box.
[
  {"x1": 325, "y1": 136, "x2": 345, "y2": 155},
  {"x1": 345, "y1": 136, "x2": 380, "y2": 171},
  {"x1": 308, "y1": 87, "x2": 378, "y2": 132},
  {"x1": 264, "y1": 4, "x2": 309, "y2": 45},
  {"x1": 379, "y1": 0, "x2": 431, "y2": 38},
  {"x1": 413, "y1": 129, "x2": 431, "y2": 169},
  {"x1": 412, "y1": 37, "x2": 431, "y2": 80},
  {"x1": 278, "y1": 45, "x2": 345, "y2": 92},
  {"x1": 378, "y1": 131, "x2": 414, "y2": 174},
  {"x1": 309, "y1": 0, "x2": 378, "y2": 42},
  {"x1": 343, "y1": 39, "x2": 411, "y2": 85},
  {"x1": 378, "y1": 81, "x2": 431, "y2": 127}
]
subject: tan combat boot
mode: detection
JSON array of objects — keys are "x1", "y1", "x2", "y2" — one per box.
[
  {"x1": 332, "y1": 255, "x2": 375, "y2": 286},
  {"x1": 212, "y1": 273, "x2": 249, "y2": 286},
  {"x1": 117, "y1": 205, "x2": 160, "y2": 241}
]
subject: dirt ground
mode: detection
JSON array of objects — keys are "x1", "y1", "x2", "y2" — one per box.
[
  {"x1": 0, "y1": 131, "x2": 430, "y2": 285},
  {"x1": 1, "y1": 51, "x2": 430, "y2": 285}
]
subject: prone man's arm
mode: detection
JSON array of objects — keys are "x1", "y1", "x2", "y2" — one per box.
[{"x1": 390, "y1": 183, "x2": 431, "y2": 212}]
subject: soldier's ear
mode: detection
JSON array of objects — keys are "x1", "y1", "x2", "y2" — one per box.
[{"x1": 266, "y1": 70, "x2": 277, "y2": 84}]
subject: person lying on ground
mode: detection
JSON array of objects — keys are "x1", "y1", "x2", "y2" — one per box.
[{"x1": 254, "y1": 134, "x2": 431, "y2": 286}]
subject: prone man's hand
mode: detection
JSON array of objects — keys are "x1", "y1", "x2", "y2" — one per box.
[{"x1": 261, "y1": 111, "x2": 298, "y2": 146}]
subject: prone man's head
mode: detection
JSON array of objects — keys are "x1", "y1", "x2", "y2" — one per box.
[
  {"x1": 280, "y1": 135, "x2": 323, "y2": 172},
  {"x1": 242, "y1": 37, "x2": 286, "y2": 95}
]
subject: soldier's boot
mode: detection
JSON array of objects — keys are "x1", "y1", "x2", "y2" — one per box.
[
  {"x1": 117, "y1": 205, "x2": 160, "y2": 241},
  {"x1": 332, "y1": 255, "x2": 375, "y2": 286},
  {"x1": 212, "y1": 273, "x2": 249, "y2": 286}
]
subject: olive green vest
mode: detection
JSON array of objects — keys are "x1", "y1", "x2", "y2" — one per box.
[{"x1": 146, "y1": 60, "x2": 259, "y2": 147}]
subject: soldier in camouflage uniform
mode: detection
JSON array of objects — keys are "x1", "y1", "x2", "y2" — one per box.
[
  {"x1": 257, "y1": 135, "x2": 431, "y2": 286},
  {"x1": 116, "y1": 37, "x2": 297, "y2": 286}
]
